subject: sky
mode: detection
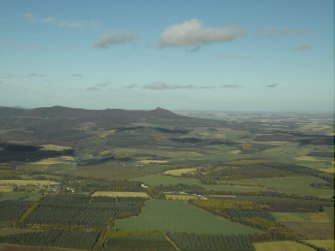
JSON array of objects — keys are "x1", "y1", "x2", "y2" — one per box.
[{"x1": 0, "y1": 0, "x2": 334, "y2": 112}]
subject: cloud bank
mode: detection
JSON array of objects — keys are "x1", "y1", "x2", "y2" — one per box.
[
  {"x1": 86, "y1": 82, "x2": 110, "y2": 91},
  {"x1": 23, "y1": 13, "x2": 100, "y2": 29},
  {"x1": 256, "y1": 27, "x2": 306, "y2": 38},
  {"x1": 293, "y1": 43, "x2": 312, "y2": 51},
  {"x1": 221, "y1": 84, "x2": 240, "y2": 88},
  {"x1": 143, "y1": 82, "x2": 242, "y2": 90},
  {"x1": 265, "y1": 83, "x2": 279, "y2": 88},
  {"x1": 94, "y1": 32, "x2": 136, "y2": 48},
  {"x1": 159, "y1": 19, "x2": 242, "y2": 48}
]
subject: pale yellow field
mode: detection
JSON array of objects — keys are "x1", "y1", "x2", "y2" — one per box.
[
  {"x1": 295, "y1": 156, "x2": 319, "y2": 161},
  {"x1": 91, "y1": 191, "x2": 150, "y2": 198},
  {"x1": 305, "y1": 240, "x2": 334, "y2": 251},
  {"x1": 166, "y1": 194, "x2": 196, "y2": 201},
  {"x1": 138, "y1": 160, "x2": 168, "y2": 164},
  {"x1": 308, "y1": 212, "x2": 330, "y2": 222},
  {"x1": 0, "y1": 180, "x2": 57, "y2": 186},
  {"x1": 254, "y1": 241, "x2": 315, "y2": 251},
  {"x1": 33, "y1": 156, "x2": 74, "y2": 165},
  {"x1": 0, "y1": 186, "x2": 13, "y2": 192},
  {"x1": 163, "y1": 167, "x2": 197, "y2": 176},
  {"x1": 321, "y1": 167, "x2": 334, "y2": 173},
  {"x1": 41, "y1": 144, "x2": 71, "y2": 151}
]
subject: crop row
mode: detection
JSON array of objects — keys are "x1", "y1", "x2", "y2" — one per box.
[
  {"x1": 0, "y1": 200, "x2": 31, "y2": 221},
  {"x1": 167, "y1": 232, "x2": 255, "y2": 251},
  {"x1": 0, "y1": 229, "x2": 100, "y2": 250}
]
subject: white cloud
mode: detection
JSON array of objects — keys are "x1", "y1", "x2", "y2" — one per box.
[
  {"x1": 94, "y1": 32, "x2": 136, "y2": 48},
  {"x1": 159, "y1": 19, "x2": 242, "y2": 48},
  {"x1": 23, "y1": 13, "x2": 100, "y2": 29},
  {"x1": 256, "y1": 27, "x2": 306, "y2": 38}
]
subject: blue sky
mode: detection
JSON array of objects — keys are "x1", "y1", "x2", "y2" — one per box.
[{"x1": 0, "y1": 0, "x2": 334, "y2": 111}]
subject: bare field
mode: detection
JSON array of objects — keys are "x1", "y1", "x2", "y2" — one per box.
[
  {"x1": 32, "y1": 156, "x2": 74, "y2": 165},
  {"x1": 138, "y1": 160, "x2": 169, "y2": 164},
  {"x1": 165, "y1": 194, "x2": 197, "y2": 201},
  {"x1": 91, "y1": 191, "x2": 150, "y2": 198},
  {"x1": 40, "y1": 144, "x2": 72, "y2": 151},
  {"x1": 163, "y1": 167, "x2": 197, "y2": 176}
]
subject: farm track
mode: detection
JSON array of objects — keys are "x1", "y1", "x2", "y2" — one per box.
[{"x1": 165, "y1": 233, "x2": 182, "y2": 251}]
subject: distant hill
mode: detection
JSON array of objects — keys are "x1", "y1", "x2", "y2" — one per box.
[
  {"x1": 0, "y1": 106, "x2": 180, "y2": 120},
  {"x1": 0, "y1": 106, "x2": 226, "y2": 147}
]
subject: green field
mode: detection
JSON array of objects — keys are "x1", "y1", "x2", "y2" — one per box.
[
  {"x1": 0, "y1": 191, "x2": 42, "y2": 201},
  {"x1": 134, "y1": 174, "x2": 333, "y2": 197},
  {"x1": 305, "y1": 240, "x2": 334, "y2": 251},
  {"x1": 66, "y1": 162, "x2": 167, "y2": 181},
  {"x1": 114, "y1": 199, "x2": 259, "y2": 234},
  {"x1": 325, "y1": 207, "x2": 334, "y2": 223},
  {"x1": 272, "y1": 212, "x2": 329, "y2": 223},
  {"x1": 219, "y1": 176, "x2": 334, "y2": 198},
  {"x1": 134, "y1": 174, "x2": 266, "y2": 192},
  {"x1": 254, "y1": 241, "x2": 315, "y2": 251},
  {"x1": 283, "y1": 222, "x2": 334, "y2": 239}
]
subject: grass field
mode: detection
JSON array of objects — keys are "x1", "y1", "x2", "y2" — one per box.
[
  {"x1": 91, "y1": 191, "x2": 150, "y2": 198},
  {"x1": 272, "y1": 212, "x2": 329, "y2": 223},
  {"x1": 283, "y1": 222, "x2": 334, "y2": 239},
  {"x1": 134, "y1": 174, "x2": 268, "y2": 192},
  {"x1": 114, "y1": 199, "x2": 259, "y2": 234},
  {"x1": 219, "y1": 176, "x2": 334, "y2": 198},
  {"x1": 254, "y1": 241, "x2": 315, "y2": 251},
  {"x1": 163, "y1": 167, "x2": 197, "y2": 176},
  {"x1": 0, "y1": 228, "x2": 38, "y2": 236},
  {"x1": 134, "y1": 174, "x2": 333, "y2": 197},
  {"x1": 0, "y1": 186, "x2": 13, "y2": 192},
  {"x1": 305, "y1": 240, "x2": 334, "y2": 251},
  {"x1": 321, "y1": 167, "x2": 334, "y2": 173},
  {"x1": 165, "y1": 194, "x2": 197, "y2": 200},
  {"x1": 113, "y1": 147, "x2": 206, "y2": 161},
  {"x1": 325, "y1": 207, "x2": 334, "y2": 223},
  {"x1": 0, "y1": 180, "x2": 57, "y2": 186},
  {"x1": 0, "y1": 191, "x2": 42, "y2": 201},
  {"x1": 66, "y1": 163, "x2": 167, "y2": 181}
]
